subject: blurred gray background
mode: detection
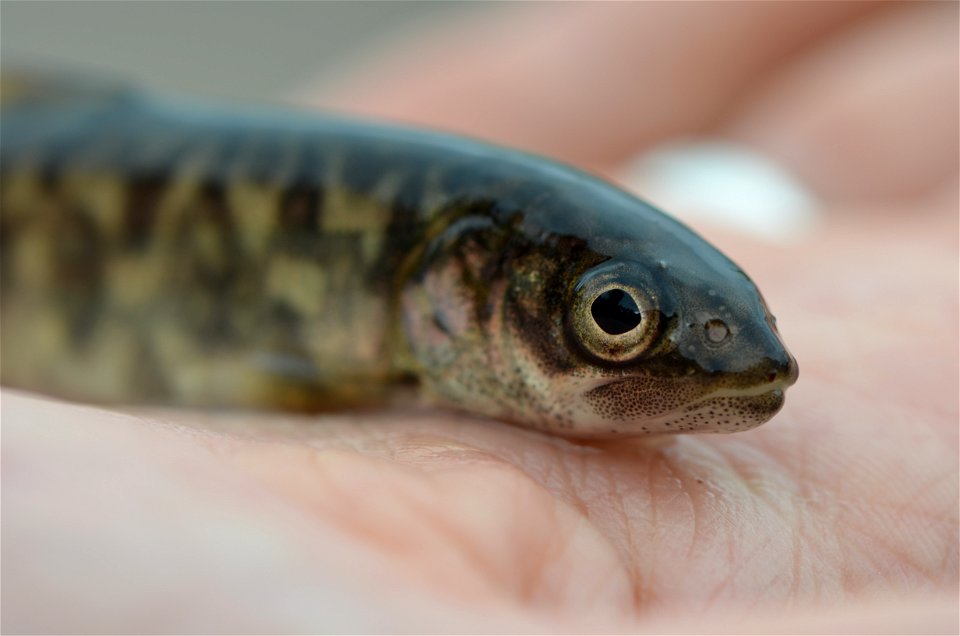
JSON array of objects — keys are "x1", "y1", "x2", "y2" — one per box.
[{"x1": 1, "y1": 1, "x2": 484, "y2": 100}]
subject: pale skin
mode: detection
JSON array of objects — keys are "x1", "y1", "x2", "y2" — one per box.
[{"x1": 2, "y1": 3, "x2": 958, "y2": 633}]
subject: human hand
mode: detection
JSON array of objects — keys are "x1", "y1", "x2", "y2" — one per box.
[{"x1": 4, "y1": 3, "x2": 957, "y2": 632}]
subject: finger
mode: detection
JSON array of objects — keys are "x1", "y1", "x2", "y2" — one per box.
[
  {"x1": 300, "y1": 2, "x2": 881, "y2": 172},
  {"x1": 725, "y1": 2, "x2": 959, "y2": 204}
]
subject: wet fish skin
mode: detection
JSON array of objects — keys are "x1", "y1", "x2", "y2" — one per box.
[{"x1": 0, "y1": 74, "x2": 797, "y2": 437}]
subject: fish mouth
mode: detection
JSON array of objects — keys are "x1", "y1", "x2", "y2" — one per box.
[
  {"x1": 671, "y1": 386, "x2": 787, "y2": 433},
  {"x1": 702, "y1": 381, "x2": 790, "y2": 401},
  {"x1": 695, "y1": 351, "x2": 798, "y2": 403},
  {"x1": 575, "y1": 364, "x2": 796, "y2": 436},
  {"x1": 612, "y1": 380, "x2": 788, "y2": 433}
]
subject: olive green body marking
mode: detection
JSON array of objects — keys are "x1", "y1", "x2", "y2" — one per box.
[{"x1": 0, "y1": 74, "x2": 798, "y2": 437}]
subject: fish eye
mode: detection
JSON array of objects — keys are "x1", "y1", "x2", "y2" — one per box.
[
  {"x1": 568, "y1": 266, "x2": 660, "y2": 363},
  {"x1": 591, "y1": 289, "x2": 642, "y2": 335}
]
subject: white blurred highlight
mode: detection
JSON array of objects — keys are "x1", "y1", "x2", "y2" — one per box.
[{"x1": 620, "y1": 140, "x2": 820, "y2": 243}]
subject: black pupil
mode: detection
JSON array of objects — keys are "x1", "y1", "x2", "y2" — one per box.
[{"x1": 591, "y1": 289, "x2": 642, "y2": 335}]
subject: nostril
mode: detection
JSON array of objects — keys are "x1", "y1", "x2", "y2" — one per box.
[
  {"x1": 767, "y1": 372, "x2": 777, "y2": 383},
  {"x1": 704, "y1": 319, "x2": 729, "y2": 344}
]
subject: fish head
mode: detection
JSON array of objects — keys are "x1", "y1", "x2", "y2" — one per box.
[
  {"x1": 401, "y1": 160, "x2": 797, "y2": 438},
  {"x1": 551, "y1": 253, "x2": 798, "y2": 437}
]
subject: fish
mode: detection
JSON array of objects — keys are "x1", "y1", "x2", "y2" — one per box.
[{"x1": 0, "y1": 71, "x2": 798, "y2": 438}]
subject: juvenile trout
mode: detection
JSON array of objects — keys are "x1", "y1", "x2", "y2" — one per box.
[{"x1": 0, "y1": 73, "x2": 798, "y2": 437}]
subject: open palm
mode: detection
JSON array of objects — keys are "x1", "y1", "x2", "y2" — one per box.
[{"x1": 3, "y1": 3, "x2": 957, "y2": 633}]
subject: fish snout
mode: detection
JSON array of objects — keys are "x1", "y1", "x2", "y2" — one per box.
[{"x1": 765, "y1": 350, "x2": 799, "y2": 390}]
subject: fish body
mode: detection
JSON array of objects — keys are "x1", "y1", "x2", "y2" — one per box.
[{"x1": 0, "y1": 73, "x2": 797, "y2": 437}]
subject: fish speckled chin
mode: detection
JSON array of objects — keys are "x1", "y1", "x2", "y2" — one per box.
[{"x1": 0, "y1": 72, "x2": 798, "y2": 438}]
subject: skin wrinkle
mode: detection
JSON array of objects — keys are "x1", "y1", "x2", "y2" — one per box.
[
  {"x1": 869, "y1": 503, "x2": 954, "y2": 586},
  {"x1": 382, "y1": 428, "x2": 513, "y2": 468},
  {"x1": 647, "y1": 451, "x2": 688, "y2": 603},
  {"x1": 547, "y1": 526, "x2": 631, "y2": 617},
  {"x1": 515, "y1": 443, "x2": 638, "y2": 605},
  {"x1": 382, "y1": 466, "x2": 516, "y2": 597},
  {"x1": 349, "y1": 473, "x2": 549, "y2": 615},
  {"x1": 683, "y1": 438, "x2": 803, "y2": 603},
  {"x1": 615, "y1": 481, "x2": 644, "y2": 613},
  {"x1": 789, "y1": 440, "x2": 834, "y2": 602},
  {"x1": 851, "y1": 525, "x2": 931, "y2": 590},
  {"x1": 790, "y1": 500, "x2": 825, "y2": 599},
  {"x1": 635, "y1": 453, "x2": 661, "y2": 607},
  {"x1": 714, "y1": 521, "x2": 776, "y2": 605},
  {"x1": 900, "y1": 472, "x2": 958, "y2": 526},
  {"x1": 524, "y1": 499, "x2": 590, "y2": 607},
  {"x1": 742, "y1": 467, "x2": 807, "y2": 600},
  {"x1": 531, "y1": 481, "x2": 635, "y2": 614},
  {"x1": 553, "y1": 446, "x2": 593, "y2": 518},
  {"x1": 578, "y1": 452, "x2": 646, "y2": 611},
  {"x1": 795, "y1": 513, "x2": 833, "y2": 603},
  {"x1": 436, "y1": 437, "x2": 643, "y2": 611},
  {"x1": 842, "y1": 513, "x2": 936, "y2": 590},
  {"x1": 277, "y1": 438, "x2": 628, "y2": 613},
  {"x1": 828, "y1": 445, "x2": 955, "y2": 576},
  {"x1": 937, "y1": 549, "x2": 956, "y2": 587},
  {"x1": 226, "y1": 443, "x2": 431, "y2": 564},
  {"x1": 676, "y1": 447, "x2": 791, "y2": 602},
  {"x1": 835, "y1": 484, "x2": 954, "y2": 588},
  {"x1": 787, "y1": 511, "x2": 803, "y2": 602},
  {"x1": 711, "y1": 530, "x2": 740, "y2": 609},
  {"x1": 307, "y1": 452, "x2": 515, "y2": 601},
  {"x1": 621, "y1": 440, "x2": 712, "y2": 607},
  {"x1": 541, "y1": 452, "x2": 594, "y2": 531},
  {"x1": 582, "y1": 447, "x2": 658, "y2": 609},
  {"x1": 667, "y1": 454, "x2": 706, "y2": 567},
  {"x1": 706, "y1": 480, "x2": 779, "y2": 607},
  {"x1": 486, "y1": 466, "x2": 554, "y2": 602},
  {"x1": 754, "y1": 518, "x2": 800, "y2": 601},
  {"x1": 516, "y1": 498, "x2": 564, "y2": 605}
]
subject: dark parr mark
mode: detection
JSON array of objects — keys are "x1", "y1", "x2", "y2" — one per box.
[
  {"x1": 175, "y1": 182, "x2": 246, "y2": 345},
  {"x1": 370, "y1": 171, "x2": 427, "y2": 286},
  {"x1": 273, "y1": 184, "x2": 323, "y2": 257},
  {"x1": 56, "y1": 205, "x2": 105, "y2": 345},
  {"x1": 279, "y1": 185, "x2": 322, "y2": 236},
  {"x1": 264, "y1": 299, "x2": 304, "y2": 348},
  {"x1": 123, "y1": 177, "x2": 166, "y2": 251}
]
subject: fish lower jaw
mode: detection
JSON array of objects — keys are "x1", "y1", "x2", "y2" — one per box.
[{"x1": 613, "y1": 386, "x2": 787, "y2": 436}]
